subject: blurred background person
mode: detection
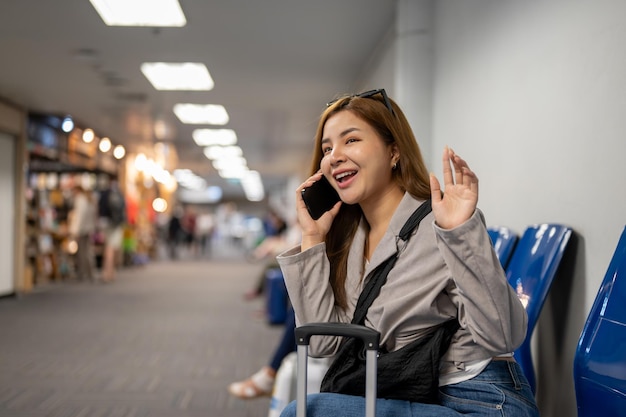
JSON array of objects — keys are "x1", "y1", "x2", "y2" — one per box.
[
  {"x1": 181, "y1": 205, "x2": 198, "y2": 258},
  {"x1": 98, "y1": 179, "x2": 126, "y2": 283},
  {"x1": 195, "y1": 210, "x2": 215, "y2": 257},
  {"x1": 68, "y1": 185, "x2": 97, "y2": 282},
  {"x1": 167, "y1": 205, "x2": 185, "y2": 260}
]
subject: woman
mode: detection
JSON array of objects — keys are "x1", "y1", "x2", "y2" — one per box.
[{"x1": 277, "y1": 89, "x2": 539, "y2": 416}]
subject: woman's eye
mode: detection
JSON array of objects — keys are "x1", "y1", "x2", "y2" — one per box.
[
  {"x1": 346, "y1": 138, "x2": 358, "y2": 144},
  {"x1": 322, "y1": 146, "x2": 332, "y2": 154}
]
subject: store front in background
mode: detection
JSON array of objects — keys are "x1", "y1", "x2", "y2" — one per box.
[{"x1": 25, "y1": 113, "x2": 123, "y2": 287}]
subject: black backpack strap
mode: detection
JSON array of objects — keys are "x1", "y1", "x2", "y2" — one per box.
[
  {"x1": 398, "y1": 199, "x2": 432, "y2": 242},
  {"x1": 351, "y1": 199, "x2": 432, "y2": 325}
]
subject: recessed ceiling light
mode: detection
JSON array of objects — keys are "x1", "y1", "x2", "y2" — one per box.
[
  {"x1": 203, "y1": 145, "x2": 243, "y2": 160},
  {"x1": 99, "y1": 137, "x2": 112, "y2": 152},
  {"x1": 83, "y1": 129, "x2": 95, "y2": 143},
  {"x1": 61, "y1": 116, "x2": 74, "y2": 132},
  {"x1": 212, "y1": 156, "x2": 247, "y2": 171},
  {"x1": 141, "y1": 63, "x2": 214, "y2": 91},
  {"x1": 90, "y1": 0, "x2": 186, "y2": 27},
  {"x1": 193, "y1": 129, "x2": 237, "y2": 146},
  {"x1": 113, "y1": 145, "x2": 126, "y2": 159},
  {"x1": 173, "y1": 104, "x2": 229, "y2": 125}
]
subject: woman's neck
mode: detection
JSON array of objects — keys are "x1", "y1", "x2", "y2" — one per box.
[{"x1": 361, "y1": 186, "x2": 404, "y2": 260}]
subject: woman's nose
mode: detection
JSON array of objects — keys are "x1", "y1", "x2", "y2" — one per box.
[{"x1": 328, "y1": 145, "x2": 345, "y2": 165}]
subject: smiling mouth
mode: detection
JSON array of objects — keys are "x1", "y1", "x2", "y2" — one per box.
[{"x1": 334, "y1": 171, "x2": 357, "y2": 183}]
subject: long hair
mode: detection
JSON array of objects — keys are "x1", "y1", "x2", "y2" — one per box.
[{"x1": 308, "y1": 92, "x2": 431, "y2": 309}]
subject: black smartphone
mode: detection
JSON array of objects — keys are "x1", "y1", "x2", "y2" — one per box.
[{"x1": 301, "y1": 175, "x2": 341, "y2": 220}]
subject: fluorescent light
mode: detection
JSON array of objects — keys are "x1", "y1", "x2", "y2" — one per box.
[
  {"x1": 173, "y1": 169, "x2": 207, "y2": 190},
  {"x1": 219, "y1": 168, "x2": 248, "y2": 179},
  {"x1": 173, "y1": 104, "x2": 229, "y2": 125},
  {"x1": 212, "y1": 156, "x2": 247, "y2": 171},
  {"x1": 193, "y1": 129, "x2": 237, "y2": 146},
  {"x1": 90, "y1": 0, "x2": 186, "y2": 27},
  {"x1": 141, "y1": 63, "x2": 214, "y2": 91},
  {"x1": 203, "y1": 145, "x2": 243, "y2": 160},
  {"x1": 241, "y1": 171, "x2": 265, "y2": 202}
]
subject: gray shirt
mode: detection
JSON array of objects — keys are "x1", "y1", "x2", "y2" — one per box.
[{"x1": 276, "y1": 193, "x2": 527, "y2": 376}]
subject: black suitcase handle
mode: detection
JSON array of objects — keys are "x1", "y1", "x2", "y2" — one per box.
[
  {"x1": 295, "y1": 322, "x2": 380, "y2": 350},
  {"x1": 294, "y1": 323, "x2": 379, "y2": 417}
]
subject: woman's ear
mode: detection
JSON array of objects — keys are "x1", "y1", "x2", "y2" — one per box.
[{"x1": 390, "y1": 144, "x2": 400, "y2": 167}]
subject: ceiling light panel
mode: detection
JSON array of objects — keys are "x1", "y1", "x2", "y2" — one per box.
[
  {"x1": 173, "y1": 104, "x2": 229, "y2": 125},
  {"x1": 212, "y1": 156, "x2": 247, "y2": 171},
  {"x1": 193, "y1": 129, "x2": 237, "y2": 146},
  {"x1": 90, "y1": 0, "x2": 187, "y2": 27},
  {"x1": 203, "y1": 145, "x2": 243, "y2": 160},
  {"x1": 141, "y1": 63, "x2": 214, "y2": 91}
]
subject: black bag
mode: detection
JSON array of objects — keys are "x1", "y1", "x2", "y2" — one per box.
[
  {"x1": 99, "y1": 188, "x2": 126, "y2": 227},
  {"x1": 320, "y1": 199, "x2": 460, "y2": 403}
]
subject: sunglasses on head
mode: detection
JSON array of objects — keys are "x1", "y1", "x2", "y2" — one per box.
[{"x1": 326, "y1": 88, "x2": 395, "y2": 116}]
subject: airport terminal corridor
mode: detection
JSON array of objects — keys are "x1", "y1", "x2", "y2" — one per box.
[{"x1": 0, "y1": 257, "x2": 284, "y2": 417}]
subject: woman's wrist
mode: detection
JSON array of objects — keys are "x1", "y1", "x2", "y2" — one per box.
[{"x1": 301, "y1": 234, "x2": 325, "y2": 251}]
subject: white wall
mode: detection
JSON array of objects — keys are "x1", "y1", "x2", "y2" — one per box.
[
  {"x1": 0, "y1": 132, "x2": 15, "y2": 296},
  {"x1": 431, "y1": 1, "x2": 626, "y2": 415},
  {"x1": 356, "y1": 0, "x2": 435, "y2": 167},
  {"x1": 354, "y1": 0, "x2": 626, "y2": 415}
]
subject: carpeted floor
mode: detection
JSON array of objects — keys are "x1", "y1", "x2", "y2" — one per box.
[{"x1": 0, "y1": 257, "x2": 286, "y2": 417}]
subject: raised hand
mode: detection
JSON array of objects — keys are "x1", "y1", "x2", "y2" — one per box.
[{"x1": 429, "y1": 146, "x2": 478, "y2": 230}]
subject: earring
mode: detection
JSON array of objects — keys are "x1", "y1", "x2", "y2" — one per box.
[{"x1": 392, "y1": 162, "x2": 398, "y2": 170}]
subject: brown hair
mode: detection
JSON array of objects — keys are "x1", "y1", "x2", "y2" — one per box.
[{"x1": 308, "y1": 92, "x2": 431, "y2": 310}]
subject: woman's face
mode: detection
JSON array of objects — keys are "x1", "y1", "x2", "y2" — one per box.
[{"x1": 319, "y1": 110, "x2": 398, "y2": 207}]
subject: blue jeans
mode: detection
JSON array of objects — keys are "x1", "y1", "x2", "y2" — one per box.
[
  {"x1": 270, "y1": 307, "x2": 297, "y2": 371},
  {"x1": 279, "y1": 360, "x2": 539, "y2": 417}
]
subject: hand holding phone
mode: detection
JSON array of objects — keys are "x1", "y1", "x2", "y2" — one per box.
[{"x1": 301, "y1": 175, "x2": 341, "y2": 220}]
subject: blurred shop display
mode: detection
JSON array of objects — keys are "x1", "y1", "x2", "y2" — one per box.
[{"x1": 24, "y1": 113, "x2": 126, "y2": 287}]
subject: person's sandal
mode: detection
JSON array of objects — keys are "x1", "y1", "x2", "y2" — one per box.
[{"x1": 228, "y1": 366, "x2": 276, "y2": 399}]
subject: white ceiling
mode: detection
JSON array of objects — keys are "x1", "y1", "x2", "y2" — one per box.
[{"x1": 0, "y1": 0, "x2": 397, "y2": 200}]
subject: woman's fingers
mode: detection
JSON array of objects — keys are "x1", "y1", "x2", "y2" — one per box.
[
  {"x1": 466, "y1": 167, "x2": 479, "y2": 194},
  {"x1": 445, "y1": 147, "x2": 479, "y2": 190},
  {"x1": 449, "y1": 148, "x2": 464, "y2": 185},
  {"x1": 441, "y1": 146, "x2": 454, "y2": 186},
  {"x1": 429, "y1": 173, "x2": 443, "y2": 203}
]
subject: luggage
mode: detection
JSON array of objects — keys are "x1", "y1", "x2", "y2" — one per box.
[
  {"x1": 268, "y1": 352, "x2": 331, "y2": 417},
  {"x1": 293, "y1": 323, "x2": 380, "y2": 417},
  {"x1": 265, "y1": 268, "x2": 289, "y2": 324}
]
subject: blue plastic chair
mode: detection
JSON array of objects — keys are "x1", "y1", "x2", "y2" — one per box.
[
  {"x1": 487, "y1": 226, "x2": 518, "y2": 269},
  {"x1": 505, "y1": 224, "x2": 572, "y2": 394},
  {"x1": 574, "y1": 226, "x2": 626, "y2": 416}
]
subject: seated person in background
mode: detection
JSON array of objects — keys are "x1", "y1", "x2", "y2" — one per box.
[
  {"x1": 276, "y1": 89, "x2": 539, "y2": 417},
  {"x1": 244, "y1": 222, "x2": 301, "y2": 301},
  {"x1": 228, "y1": 308, "x2": 296, "y2": 399}
]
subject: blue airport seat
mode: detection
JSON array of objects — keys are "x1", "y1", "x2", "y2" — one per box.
[
  {"x1": 487, "y1": 226, "x2": 518, "y2": 269},
  {"x1": 574, "y1": 226, "x2": 626, "y2": 417},
  {"x1": 505, "y1": 224, "x2": 572, "y2": 393}
]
